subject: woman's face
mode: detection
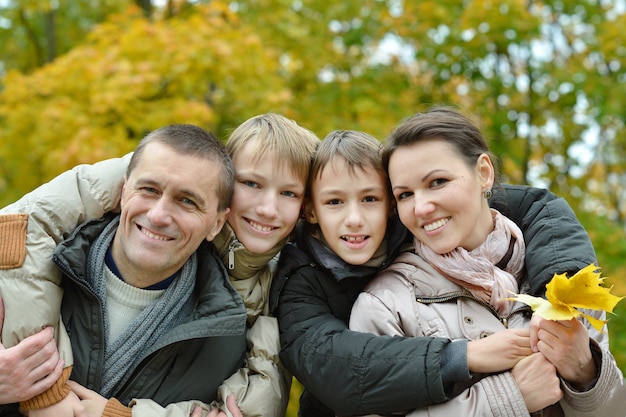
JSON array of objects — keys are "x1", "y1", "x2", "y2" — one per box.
[{"x1": 388, "y1": 138, "x2": 494, "y2": 253}]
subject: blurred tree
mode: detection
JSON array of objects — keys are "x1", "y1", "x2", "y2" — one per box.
[
  {"x1": 0, "y1": 1, "x2": 289, "y2": 202},
  {"x1": 0, "y1": 0, "x2": 131, "y2": 73},
  {"x1": 0, "y1": 1, "x2": 625, "y2": 414}
]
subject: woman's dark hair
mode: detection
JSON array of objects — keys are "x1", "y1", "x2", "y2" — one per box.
[{"x1": 383, "y1": 106, "x2": 499, "y2": 182}]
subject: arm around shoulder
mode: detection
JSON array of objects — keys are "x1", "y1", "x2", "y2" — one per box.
[
  {"x1": 0, "y1": 154, "x2": 130, "y2": 406},
  {"x1": 492, "y1": 185, "x2": 596, "y2": 295},
  {"x1": 276, "y1": 267, "x2": 450, "y2": 415}
]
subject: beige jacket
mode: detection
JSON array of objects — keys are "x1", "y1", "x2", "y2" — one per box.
[
  {"x1": 350, "y1": 251, "x2": 626, "y2": 417},
  {"x1": 0, "y1": 154, "x2": 289, "y2": 417}
]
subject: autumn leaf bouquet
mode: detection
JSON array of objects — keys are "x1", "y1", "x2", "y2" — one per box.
[{"x1": 510, "y1": 264, "x2": 624, "y2": 331}]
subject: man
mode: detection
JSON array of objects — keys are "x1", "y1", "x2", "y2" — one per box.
[{"x1": 0, "y1": 124, "x2": 247, "y2": 416}]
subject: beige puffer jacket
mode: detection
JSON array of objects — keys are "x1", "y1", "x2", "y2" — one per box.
[
  {"x1": 350, "y1": 251, "x2": 626, "y2": 417},
  {"x1": 0, "y1": 154, "x2": 289, "y2": 417}
]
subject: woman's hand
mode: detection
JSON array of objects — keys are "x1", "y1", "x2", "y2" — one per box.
[{"x1": 530, "y1": 315, "x2": 596, "y2": 388}]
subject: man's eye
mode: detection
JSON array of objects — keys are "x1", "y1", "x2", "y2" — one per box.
[{"x1": 181, "y1": 197, "x2": 197, "y2": 207}]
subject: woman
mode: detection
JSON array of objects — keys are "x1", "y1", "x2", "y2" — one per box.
[{"x1": 349, "y1": 106, "x2": 626, "y2": 416}]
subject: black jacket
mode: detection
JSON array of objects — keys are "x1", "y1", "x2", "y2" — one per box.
[
  {"x1": 269, "y1": 184, "x2": 597, "y2": 417},
  {"x1": 55, "y1": 215, "x2": 248, "y2": 406}
]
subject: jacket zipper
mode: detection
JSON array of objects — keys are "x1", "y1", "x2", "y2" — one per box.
[
  {"x1": 228, "y1": 238, "x2": 240, "y2": 270},
  {"x1": 416, "y1": 292, "x2": 530, "y2": 328}
]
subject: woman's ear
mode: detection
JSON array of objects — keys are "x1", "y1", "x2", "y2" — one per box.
[{"x1": 476, "y1": 153, "x2": 495, "y2": 190}]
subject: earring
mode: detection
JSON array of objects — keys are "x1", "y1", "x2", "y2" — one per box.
[{"x1": 483, "y1": 188, "x2": 492, "y2": 199}]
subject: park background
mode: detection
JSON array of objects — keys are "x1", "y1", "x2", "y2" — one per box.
[{"x1": 0, "y1": 0, "x2": 624, "y2": 414}]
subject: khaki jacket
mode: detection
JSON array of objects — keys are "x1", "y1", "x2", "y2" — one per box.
[
  {"x1": 350, "y1": 251, "x2": 626, "y2": 417},
  {"x1": 0, "y1": 154, "x2": 289, "y2": 417}
]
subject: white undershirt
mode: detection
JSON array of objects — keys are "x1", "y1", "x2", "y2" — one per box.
[{"x1": 105, "y1": 267, "x2": 165, "y2": 343}]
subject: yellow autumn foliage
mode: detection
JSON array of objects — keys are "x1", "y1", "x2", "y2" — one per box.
[
  {"x1": 0, "y1": 2, "x2": 287, "y2": 205},
  {"x1": 510, "y1": 264, "x2": 624, "y2": 331}
]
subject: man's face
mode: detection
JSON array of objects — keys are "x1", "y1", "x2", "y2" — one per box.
[{"x1": 112, "y1": 142, "x2": 229, "y2": 288}]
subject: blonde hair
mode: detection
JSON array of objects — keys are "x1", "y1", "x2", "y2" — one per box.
[{"x1": 226, "y1": 113, "x2": 320, "y2": 184}]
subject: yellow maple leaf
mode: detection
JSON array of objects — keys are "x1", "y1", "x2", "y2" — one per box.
[{"x1": 509, "y1": 264, "x2": 624, "y2": 331}]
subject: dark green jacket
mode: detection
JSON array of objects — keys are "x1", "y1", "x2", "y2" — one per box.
[
  {"x1": 56, "y1": 215, "x2": 248, "y2": 406},
  {"x1": 270, "y1": 184, "x2": 596, "y2": 417}
]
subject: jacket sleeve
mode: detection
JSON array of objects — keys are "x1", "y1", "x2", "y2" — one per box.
[
  {"x1": 275, "y1": 266, "x2": 452, "y2": 416},
  {"x1": 125, "y1": 399, "x2": 205, "y2": 417},
  {"x1": 559, "y1": 310, "x2": 626, "y2": 416},
  {"x1": 0, "y1": 155, "x2": 129, "y2": 408},
  {"x1": 393, "y1": 373, "x2": 530, "y2": 417},
  {"x1": 491, "y1": 185, "x2": 597, "y2": 296},
  {"x1": 213, "y1": 315, "x2": 292, "y2": 417}
]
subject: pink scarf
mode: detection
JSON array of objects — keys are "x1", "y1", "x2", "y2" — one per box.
[{"x1": 414, "y1": 209, "x2": 526, "y2": 317}]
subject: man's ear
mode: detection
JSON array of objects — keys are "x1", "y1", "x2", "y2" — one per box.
[
  {"x1": 119, "y1": 175, "x2": 129, "y2": 207},
  {"x1": 206, "y1": 208, "x2": 229, "y2": 241}
]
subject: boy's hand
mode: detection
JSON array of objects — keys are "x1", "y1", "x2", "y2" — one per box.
[
  {"x1": 511, "y1": 352, "x2": 562, "y2": 412},
  {"x1": 27, "y1": 391, "x2": 87, "y2": 417},
  {"x1": 198, "y1": 395, "x2": 243, "y2": 417},
  {"x1": 68, "y1": 381, "x2": 108, "y2": 417},
  {"x1": 467, "y1": 328, "x2": 532, "y2": 373}
]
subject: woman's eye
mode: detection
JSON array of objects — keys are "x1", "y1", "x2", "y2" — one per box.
[
  {"x1": 396, "y1": 191, "x2": 413, "y2": 201},
  {"x1": 327, "y1": 199, "x2": 341, "y2": 206},
  {"x1": 430, "y1": 178, "x2": 448, "y2": 187}
]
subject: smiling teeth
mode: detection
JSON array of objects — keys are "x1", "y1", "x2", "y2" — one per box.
[
  {"x1": 424, "y1": 218, "x2": 449, "y2": 232},
  {"x1": 142, "y1": 229, "x2": 169, "y2": 241},
  {"x1": 343, "y1": 236, "x2": 366, "y2": 242},
  {"x1": 250, "y1": 220, "x2": 273, "y2": 232}
]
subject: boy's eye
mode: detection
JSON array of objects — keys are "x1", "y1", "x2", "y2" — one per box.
[
  {"x1": 243, "y1": 180, "x2": 259, "y2": 188},
  {"x1": 281, "y1": 190, "x2": 297, "y2": 198},
  {"x1": 363, "y1": 195, "x2": 379, "y2": 203}
]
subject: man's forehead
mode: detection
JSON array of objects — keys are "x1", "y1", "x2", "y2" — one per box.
[{"x1": 131, "y1": 147, "x2": 220, "y2": 195}]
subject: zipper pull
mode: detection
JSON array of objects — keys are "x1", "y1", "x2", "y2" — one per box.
[{"x1": 228, "y1": 239, "x2": 237, "y2": 270}]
